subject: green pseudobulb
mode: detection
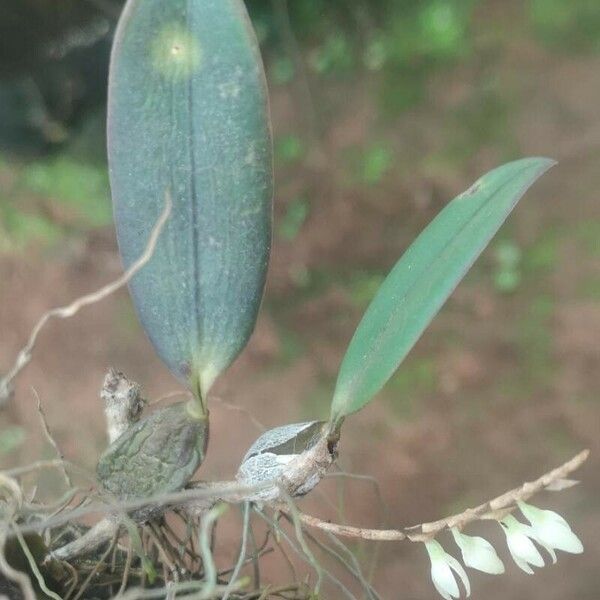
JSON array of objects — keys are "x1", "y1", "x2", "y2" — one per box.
[
  {"x1": 96, "y1": 402, "x2": 208, "y2": 501},
  {"x1": 108, "y1": 0, "x2": 273, "y2": 399}
]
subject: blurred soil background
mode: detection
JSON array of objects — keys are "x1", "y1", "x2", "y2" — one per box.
[{"x1": 0, "y1": 0, "x2": 599, "y2": 597}]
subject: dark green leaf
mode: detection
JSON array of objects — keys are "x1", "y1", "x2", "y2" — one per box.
[{"x1": 109, "y1": 0, "x2": 273, "y2": 397}]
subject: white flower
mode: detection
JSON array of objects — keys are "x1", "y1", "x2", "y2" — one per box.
[
  {"x1": 425, "y1": 540, "x2": 471, "y2": 600},
  {"x1": 451, "y1": 528, "x2": 505, "y2": 574},
  {"x1": 518, "y1": 501, "x2": 584, "y2": 555},
  {"x1": 501, "y1": 515, "x2": 545, "y2": 574}
]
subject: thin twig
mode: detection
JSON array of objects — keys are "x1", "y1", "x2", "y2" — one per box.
[
  {"x1": 146, "y1": 524, "x2": 179, "y2": 584},
  {"x1": 267, "y1": 515, "x2": 298, "y2": 586},
  {"x1": 119, "y1": 581, "x2": 246, "y2": 600},
  {"x1": 255, "y1": 509, "x2": 356, "y2": 600},
  {"x1": 325, "y1": 533, "x2": 382, "y2": 600},
  {"x1": 72, "y1": 533, "x2": 118, "y2": 600},
  {"x1": 12, "y1": 524, "x2": 62, "y2": 600},
  {"x1": 212, "y1": 396, "x2": 266, "y2": 432},
  {"x1": 247, "y1": 520, "x2": 262, "y2": 589},
  {"x1": 116, "y1": 540, "x2": 133, "y2": 598},
  {"x1": 223, "y1": 502, "x2": 250, "y2": 600},
  {"x1": 0, "y1": 529, "x2": 36, "y2": 600},
  {"x1": 197, "y1": 504, "x2": 228, "y2": 599},
  {"x1": 32, "y1": 387, "x2": 72, "y2": 488},
  {"x1": 289, "y1": 519, "x2": 376, "y2": 600},
  {"x1": 278, "y1": 489, "x2": 323, "y2": 594},
  {"x1": 327, "y1": 468, "x2": 389, "y2": 581},
  {"x1": 0, "y1": 193, "x2": 172, "y2": 401},
  {"x1": 39, "y1": 481, "x2": 265, "y2": 548},
  {"x1": 62, "y1": 559, "x2": 80, "y2": 600}
]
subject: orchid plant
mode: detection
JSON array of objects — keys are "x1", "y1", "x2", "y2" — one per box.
[
  {"x1": 64, "y1": 0, "x2": 590, "y2": 595},
  {"x1": 0, "y1": 0, "x2": 588, "y2": 597}
]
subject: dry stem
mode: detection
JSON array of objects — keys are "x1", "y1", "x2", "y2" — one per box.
[{"x1": 280, "y1": 449, "x2": 589, "y2": 542}]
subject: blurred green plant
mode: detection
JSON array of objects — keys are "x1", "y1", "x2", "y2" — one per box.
[
  {"x1": 278, "y1": 197, "x2": 310, "y2": 241},
  {"x1": 387, "y1": 357, "x2": 436, "y2": 419},
  {"x1": 309, "y1": 32, "x2": 355, "y2": 75},
  {"x1": 0, "y1": 154, "x2": 111, "y2": 252},
  {"x1": 275, "y1": 134, "x2": 306, "y2": 165},
  {"x1": 0, "y1": 426, "x2": 26, "y2": 455},
  {"x1": 523, "y1": 229, "x2": 560, "y2": 274},
  {"x1": 493, "y1": 239, "x2": 523, "y2": 294},
  {"x1": 443, "y1": 80, "x2": 516, "y2": 164},
  {"x1": 343, "y1": 143, "x2": 394, "y2": 186},
  {"x1": 0, "y1": 204, "x2": 62, "y2": 252},
  {"x1": 21, "y1": 157, "x2": 111, "y2": 228},
  {"x1": 516, "y1": 294, "x2": 555, "y2": 387},
  {"x1": 529, "y1": 0, "x2": 600, "y2": 52},
  {"x1": 575, "y1": 220, "x2": 600, "y2": 256},
  {"x1": 250, "y1": 0, "x2": 475, "y2": 114},
  {"x1": 270, "y1": 56, "x2": 296, "y2": 85},
  {"x1": 346, "y1": 271, "x2": 386, "y2": 308},
  {"x1": 359, "y1": 144, "x2": 394, "y2": 185}
]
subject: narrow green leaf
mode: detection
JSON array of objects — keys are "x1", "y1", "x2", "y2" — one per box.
[
  {"x1": 330, "y1": 158, "x2": 555, "y2": 424},
  {"x1": 108, "y1": 0, "x2": 273, "y2": 398}
]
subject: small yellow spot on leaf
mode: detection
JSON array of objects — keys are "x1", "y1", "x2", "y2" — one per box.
[{"x1": 151, "y1": 23, "x2": 201, "y2": 78}]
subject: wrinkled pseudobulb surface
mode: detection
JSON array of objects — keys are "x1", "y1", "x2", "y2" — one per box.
[{"x1": 96, "y1": 401, "x2": 208, "y2": 501}]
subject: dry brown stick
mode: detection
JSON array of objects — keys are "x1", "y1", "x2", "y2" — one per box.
[
  {"x1": 0, "y1": 193, "x2": 172, "y2": 402},
  {"x1": 32, "y1": 387, "x2": 72, "y2": 488},
  {"x1": 282, "y1": 450, "x2": 589, "y2": 543}
]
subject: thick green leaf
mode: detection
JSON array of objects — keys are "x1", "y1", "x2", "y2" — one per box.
[
  {"x1": 108, "y1": 0, "x2": 273, "y2": 397},
  {"x1": 330, "y1": 158, "x2": 555, "y2": 424}
]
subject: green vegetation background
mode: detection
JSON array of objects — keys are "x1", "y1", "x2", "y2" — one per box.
[{"x1": 1, "y1": 0, "x2": 599, "y2": 250}]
